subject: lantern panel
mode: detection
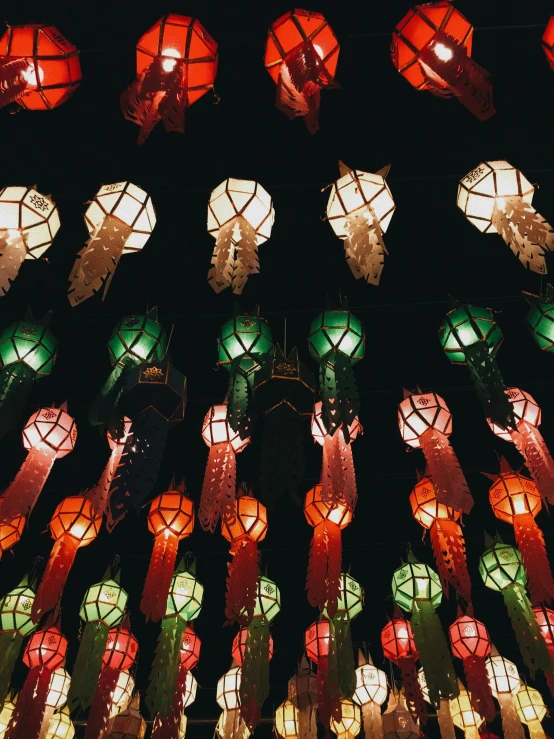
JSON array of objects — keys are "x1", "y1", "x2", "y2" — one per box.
[
  {"x1": 410, "y1": 476, "x2": 459, "y2": 529},
  {"x1": 22, "y1": 406, "x2": 77, "y2": 457},
  {"x1": 326, "y1": 169, "x2": 396, "y2": 238},
  {"x1": 488, "y1": 472, "x2": 541, "y2": 524},
  {"x1": 166, "y1": 570, "x2": 204, "y2": 621},
  {"x1": 392, "y1": 562, "x2": 443, "y2": 611},
  {"x1": 107, "y1": 314, "x2": 167, "y2": 366},
  {"x1": 439, "y1": 304, "x2": 503, "y2": 364},
  {"x1": 201, "y1": 404, "x2": 250, "y2": 453},
  {"x1": 46, "y1": 708, "x2": 75, "y2": 739},
  {"x1": 526, "y1": 299, "x2": 554, "y2": 352},
  {"x1": 543, "y1": 17, "x2": 554, "y2": 66},
  {"x1": 485, "y1": 655, "x2": 520, "y2": 696},
  {"x1": 449, "y1": 615, "x2": 491, "y2": 660},
  {"x1": 0, "y1": 698, "x2": 16, "y2": 737},
  {"x1": 304, "y1": 485, "x2": 352, "y2": 529},
  {"x1": 217, "y1": 315, "x2": 274, "y2": 372},
  {"x1": 232, "y1": 627, "x2": 274, "y2": 666},
  {"x1": 0, "y1": 584, "x2": 36, "y2": 635},
  {"x1": 353, "y1": 664, "x2": 388, "y2": 706},
  {"x1": 533, "y1": 605, "x2": 554, "y2": 648},
  {"x1": 103, "y1": 627, "x2": 138, "y2": 671},
  {"x1": 208, "y1": 179, "x2": 275, "y2": 244},
  {"x1": 0, "y1": 186, "x2": 60, "y2": 259},
  {"x1": 305, "y1": 619, "x2": 331, "y2": 663},
  {"x1": 182, "y1": 672, "x2": 197, "y2": 709},
  {"x1": 275, "y1": 699, "x2": 299, "y2": 739},
  {"x1": 147, "y1": 492, "x2": 194, "y2": 538},
  {"x1": 49, "y1": 496, "x2": 101, "y2": 546},
  {"x1": 515, "y1": 686, "x2": 547, "y2": 724},
  {"x1": 23, "y1": 627, "x2": 67, "y2": 670},
  {"x1": 450, "y1": 687, "x2": 484, "y2": 730},
  {"x1": 398, "y1": 392, "x2": 452, "y2": 448},
  {"x1": 246, "y1": 576, "x2": 281, "y2": 623},
  {"x1": 323, "y1": 573, "x2": 363, "y2": 620},
  {"x1": 110, "y1": 671, "x2": 135, "y2": 718},
  {"x1": 479, "y1": 542, "x2": 527, "y2": 591},
  {"x1": 0, "y1": 320, "x2": 57, "y2": 375},
  {"x1": 216, "y1": 665, "x2": 241, "y2": 710},
  {"x1": 221, "y1": 495, "x2": 268, "y2": 545},
  {"x1": 79, "y1": 579, "x2": 128, "y2": 627},
  {"x1": 381, "y1": 618, "x2": 418, "y2": 663}
]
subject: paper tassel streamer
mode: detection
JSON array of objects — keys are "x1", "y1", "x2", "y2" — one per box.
[
  {"x1": 151, "y1": 666, "x2": 196, "y2": 737},
  {"x1": 217, "y1": 311, "x2": 273, "y2": 437},
  {"x1": 87, "y1": 419, "x2": 132, "y2": 518},
  {"x1": 68, "y1": 570, "x2": 127, "y2": 713},
  {"x1": 439, "y1": 300, "x2": 514, "y2": 429},
  {"x1": 309, "y1": 304, "x2": 365, "y2": 438},
  {"x1": 68, "y1": 182, "x2": 156, "y2": 305},
  {"x1": 486, "y1": 650, "x2": 525, "y2": 739},
  {"x1": 5, "y1": 626, "x2": 67, "y2": 739},
  {"x1": 488, "y1": 387, "x2": 554, "y2": 505},
  {"x1": 330, "y1": 699, "x2": 361, "y2": 739},
  {"x1": 0, "y1": 59, "x2": 30, "y2": 109},
  {"x1": 0, "y1": 312, "x2": 57, "y2": 440},
  {"x1": 221, "y1": 492, "x2": 268, "y2": 626},
  {"x1": 200, "y1": 404, "x2": 250, "y2": 532},
  {"x1": 312, "y1": 401, "x2": 361, "y2": 511},
  {"x1": 121, "y1": 14, "x2": 217, "y2": 144},
  {"x1": 0, "y1": 404, "x2": 76, "y2": 531},
  {"x1": 353, "y1": 650, "x2": 387, "y2": 739},
  {"x1": 305, "y1": 619, "x2": 341, "y2": 729},
  {"x1": 207, "y1": 178, "x2": 275, "y2": 294},
  {"x1": 381, "y1": 688, "x2": 419, "y2": 739},
  {"x1": 479, "y1": 538, "x2": 553, "y2": 675},
  {"x1": 399, "y1": 390, "x2": 473, "y2": 513},
  {"x1": 543, "y1": 18, "x2": 554, "y2": 69},
  {"x1": 304, "y1": 484, "x2": 352, "y2": 618},
  {"x1": 392, "y1": 2, "x2": 494, "y2": 119},
  {"x1": 255, "y1": 345, "x2": 314, "y2": 509},
  {"x1": 288, "y1": 656, "x2": 318, "y2": 739},
  {"x1": 533, "y1": 605, "x2": 554, "y2": 696},
  {"x1": 515, "y1": 686, "x2": 548, "y2": 739},
  {"x1": 458, "y1": 161, "x2": 554, "y2": 272},
  {"x1": 0, "y1": 574, "x2": 37, "y2": 704},
  {"x1": 106, "y1": 693, "x2": 146, "y2": 739},
  {"x1": 264, "y1": 10, "x2": 340, "y2": 133},
  {"x1": 449, "y1": 680, "x2": 485, "y2": 739},
  {"x1": 418, "y1": 668, "x2": 455, "y2": 739},
  {"x1": 324, "y1": 573, "x2": 363, "y2": 700},
  {"x1": 326, "y1": 162, "x2": 395, "y2": 285}
]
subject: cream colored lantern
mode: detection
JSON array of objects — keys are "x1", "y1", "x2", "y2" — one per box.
[
  {"x1": 275, "y1": 699, "x2": 300, "y2": 739},
  {"x1": 215, "y1": 664, "x2": 251, "y2": 739},
  {"x1": 109, "y1": 670, "x2": 135, "y2": 718},
  {"x1": 330, "y1": 699, "x2": 361, "y2": 739},
  {"x1": 449, "y1": 682, "x2": 484, "y2": 739},
  {"x1": 515, "y1": 686, "x2": 548, "y2": 739},
  {"x1": 485, "y1": 650, "x2": 525, "y2": 739},
  {"x1": 182, "y1": 672, "x2": 197, "y2": 709},
  {"x1": 353, "y1": 651, "x2": 387, "y2": 739},
  {"x1": 216, "y1": 710, "x2": 251, "y2": 739},
  {"x1": 46, "y1": 707, "x2": 75, "y2": 739}
]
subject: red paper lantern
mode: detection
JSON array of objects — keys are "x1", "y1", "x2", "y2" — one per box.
[
  {"x1": 24, "y1": 627, "x2": 67, "y2": 670},
  {"x1": 304, "y1": 618, "x2": 340, "y2": 727},
  {"x1": 449, "y1": 613, "x2": 495, "y2": 722},
  {"x1": 305, "y1": 619, "x2": 331, "y2": 662},
  {"x1": 543, "y1": 17, "x2": 554, "y2": 70},
  {"x1": 0, "y1": 515, "x2": 25, "y2": 558},
  {"x1": 0, "y1": 24, "x2": 81, "y2": 110},
  {"x1": 180, "y1": 626, "x2": 202, "y2": 671},
  {"x1": 381, "y1": 617, "x2": 426, "y2": 726},
  {"x1": 103, "y1": 626, "x2": 138, "y2": 671},
  {"x1": 232, "y1": 627, "x2": 274, "y2": 666},
  {"x1": 533, "y1": 605, "x2": 554, "y2": 697},
  {"x1": 264, "y1": 9, "x2": 340, "y2": 134}
]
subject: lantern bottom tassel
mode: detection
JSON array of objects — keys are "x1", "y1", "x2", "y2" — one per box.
[
  {"x1": 498, "y1": 692, "x2": 526, "y2": 739},
  {"x1": 513, "y1": 423, "x2": 554, "y2": 505},
  {"x1": 298, "y1": 706, "x2": 317, "y2": 739},
  {"x1": 513, "y1": 513, "x2": 554, "y2": 605},
  {"x1": 463, "y1": 655, "x2": 495, "y2": 723},
  {"x1": 502, "y1": 584, "x2": 553, "y2": 676},
  {"x1": 0, "y1": 632, "x2": 23, "y2": 706},
  {"x1": 146, "y1": 615, "x2": 187, "y2": 719},
  {"x1": 319, "y1": 352, "x2": 359, "y2": 439},
  {"x1": 0, "y1": 445, "x2": 56, "y2": 525},
  {"x1": 307, "y1": 520, "x2": 341, "y2": 618},
  {"x1": 343, "y1": 208, "x2": 386, "y2": 286},
  {"x1": 32, "y1": 535, "x2": 81, "y2": 623},
  {"x1": 240, "y1": 616, "x2": 270, "y2": 731},
  {"x1": 0, "y1": 363, "x2": 34, "y2": 442},
  {"x1": 225, "y1": 539, "x2": 259, "y2": 626},
  {"x1": 141, "y1": 531, "x2": 180, "y2": 623},
  {"x1": 5, "y1": 665, "x2": 50, "y2": 739},
  {"x1": 362, "y1": 701, "x2": 384, "y2": 739},
  {"x1": 436, "y1": 699, "x2": 456, "y2": 739},
  {"x1": 200, "y1": 442, "x2": 236, "y2": 532},
  {"x1": 321, "y1": 428, "x2": 357, "y2": 511},
  {"x1": 85, "y1": 666, "x2": 120, "y2": 739},
  {"x1": 546, "y1": 670, "x2": 554, "y2": 700},
  {"x1": 68, "y1": 620, "x2": 109, "y2": 713},
  {"x1": 397, "y1": 656, "x2": 427, "y2": 726},
  {"x1": 464, "y1": 342, "x2": 515, "y2": 430},
  {"x1": 430, "y1": 518, "x2": 471, "y2": 603},
  {"x1": 491, "y1": 198, "x2": 554, "y2": 274},
  {"x1": 0, "y1": 60, "x2": 29, "y2": 110},
  {"x1": 88, "y1": 362, "x2": 127, "y2": 428},
  {"x1": 208, "y1": 217, "x2": 259, "y2": 296},
  {"x1": 317, "y1": 648, "x2": 341, "y2": 732},
  {"x1": 227, "y1": 363, "x2": 251, "y2": 439},
  {"x1": 419, "y1": 427, "x2": 473, "y2": 514},
  {"x1": 151, "y1": 661, "x2": 188, "y2": 739}
]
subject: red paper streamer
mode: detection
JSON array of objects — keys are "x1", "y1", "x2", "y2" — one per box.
[
  {"x1": 464, "y1": 655, "x2": 495, "y2": 723},
  {"x1": 32, "y1": 536, "x2": 80, "y2": 623},
  {"x1": 141, "y1": 533, "x2": 179, "y2": 623},
  {"x1": 200, "y1": 442, "x2": 236, "y2": 532},
  {"x1": 307, "y1": 520, "x2": 342, "y2": 618},
  {"x1": 513, "y1": 512, "x2": 554, "y2": 604},
  {"x1": 430, "y1": 518, "x2": 471, "y2": 603},
  {"x1": 0, "y1": 447, "x2": 56, "y2": 524},
  {"x1": 84, "y1": 666, "x2": 119, "y2": 739}
]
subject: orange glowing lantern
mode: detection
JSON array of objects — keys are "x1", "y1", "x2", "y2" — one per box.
[
  {"x1": 121, "y1": 14, "x2": 218, "y2": 144},
  {"x1": 486, "y1": 459, "x2": 554, "y2": 604},
  {"x1": 140, "y1": 483, "x2": 194, "y2": 623},
  {"x1": 0, "y1": 514, "x2": 25, "y2": 559},
  {"x1": 305, "y1": 619, "x2": 340, "y2": 728},
  {"x1": 304, "y1": 484, "x2": 352, "y2": 618},
  {"x1": 32, "y1": 495, "x2": 102, "y2": 623},
  {"x1": 542, "y1": 18, "x2": 554, "y2": 70},
  {"x1": 391, "y1": 2, "x2": 494, "y2": 120},
  {"x1": 0, "y1": 24, "x2": 81, "y2": 110},
  {"x1": 264, "y1": 9, "x2": 340, "y2": 134}
]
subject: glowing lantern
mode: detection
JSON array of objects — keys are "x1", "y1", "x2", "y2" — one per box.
[
  {"x1": 533, "y1": 605, "x2": 554, "y2": 696},
  {"x1": 417, "y1": 668, "x2": 455, "y2": 739},
  {"x1": 68, "y1": 569, "x2": 127, "y2": 713},
  {"x1": 0, "y1": 312, "x2": 56, "y2": 440},
  {"x1": 275, "y1": 699, "x2": 299, "y2": 739},
  {"x1": 110, "y1": 671, "x2": 135, "y2": 718},
  {"x1": 207, "y1": 178, "x2": 275, "y2": 294},
  {"x1": 68, "y1": 181, "x2": 156, "y2": 306},
  {"x1": 0, "y1": 25, "x2": 81, "y2": 110},
  {"x1": 409, "y1": 475, "x2": 470, "y2": 601},
  {"x1": 305, "y1": 618, "x2": 340, "y2": 729},
  {"x1": 107, "y1": 693, "x2": 146, "y2": 739},
  {"x1": 216, "y1": 665, "x2": 251, "y2": 739},
  {"x1": 216, "y1": 709, "x2": 251, "y2": 739},
  {"x1": 439, "y1": 301, "x2": 514, "y2": 428},
  {"x1": 0, "y1": 58, "x2": 29, "y2": 109},
  {"x1": 0, "y1": 697, "x2": 16, "y2": 737},
  {"x1": 121, "y1": 14, "x2": 218, "y2": 144},
  {"x1": 449, "y1": 682, "x2": 484, "y2": 739},
  {"x1": 330, "y1": 699, "x2": 361, "y2": 739},
  {"x1": 486, "y1": 650, "x2": 525, "y2": 739},
  {"x1": 515, "y1": 686, "x2": 548, "y2": 739},
  {"x1": 458, "y1": 161, "x2": 554, "y2": 272},
  {"x1": 353, "y1": 650, "x2": 388, "y2": 739},
  {"x1": 449, "y1": 612, "x2": 494, "y2": 722},
  {"x1": 312, "y1": 400, "x2": 361, "y2": 510},
  {"x1": 485, "y1": 461, "x2": 554, "y2": 604},
  {"x1": 392, "y1": 554, "x2": 458, "y2": 708},
  {"x1": 46, "y1": 707, "x2": 75, "y2": 739},
  {"x1": 0, "y1": 186, "x2": 60, "y2": 296},
  {"x1": 542, "y1": 18, "x2": 554, "y2": 69},
  {"x1": 0, "y1": 403, "x2": 76, "y2": 538},
  {"x1": 399, "y1": 389, "x2": 472, "y2": 514},
  {"x1": 391, "y1": 2, "x2": 494, "y2": 120},
  {"x1": 326, "y1": 162, "x2": 395, "y2": 284},
  {"x1": 0, "y1": 574, "x2": 37, "y2": 705},
  {"x1": 264, "y1": 9, "x2": 340, "y2": 133},
  {"x1": 288, "y1": 656, "x2": 317, "y2": 739},
  {"x1": 304, "y1": 484, "x2": 352, "y2": 618},
  {"x1": 479, "y1": 538, "x2": 552, "y2": 676},
  {"x1": 381, "y1": 688, "x2": 419, "y2": 739}
]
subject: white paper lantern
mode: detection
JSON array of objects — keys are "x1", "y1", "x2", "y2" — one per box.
[
  {"x1": 485, "y1": 654, "x2": 521, "y2": 696},
  {"x1": 46, "y1": 668, "x2": 71, "y2": 709},
  {"x1": 0, "y1": 186, "x2": 60, "y2": 259},
  {"x1": 182, "y1": 672, "x2": 197, "y2": 709},
  {"x1": 109, "y1": 670, "x2": 135, "y2": 717},
  {"x1": 217, "y1": 665, "x2": 242, "y2": 710},
  {"x1": 353, "y1": 663, "x2": 388, "y2": 707},
  {"x1": 0, "y1": 697, "x2": 16, "y2": 738}
]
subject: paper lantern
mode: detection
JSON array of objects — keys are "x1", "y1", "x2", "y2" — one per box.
[
  {"x1": 309, "y1": 306, "x2": 365, "y2": 437},
  {"x1": 439, "y1": 301, "x2": 514, "y2": 428},
  {"x1": 382, "y1": 689, "x2": 419, "y2": 739},
  {"x1": 381, "y1": 617, "x2": 425, "y2": 725},
  {"x1": 458, "y1": 161, "x2": 554, "y2": 272},
  {"x1": 485, "y1": 461, "x2": 554, "y2": 604},
  {"x1": 216, "y1": 667, "x2": 252, "y2": 739},
  {"x1": 399, "y1": 389, "x2": 472, "y2": 514},
  {"x1": 68, "y1": 181, "x2": 156, "y2": 306},
  {"x1": 46, "y1": 708, "x2": 75, "y2": 739},
  {"x1": 275, "y1": 699, "x2": 299, "y2": 739},
  {"x1": 542, "y1": 17, "x2": 554, "y2": 69},
  {"x1": 304, "y1": 484, "x2": 352, "y2": 618},
  {"x1": 264, "y1": 9, "x2": 340, "y2": 133},
  {"x1": 0, "y1": 574, "x2": 37, "y2": 705},
  {"x1": 515, "y1": 686, "x2": 548, "y2": 739},
  {"x1": 0, "y1": 404, "x2": 76, "y2": 538},
  {"x1": 121, "y1": 14, "x2": 218, "y2": 144},
  {"x1": 409, "y1": 475, "x2": 470, "y2": 601},
  {"x1": 110, "y1": 671, "x2": 135, "y2": 718},
  {"x1": 0, "y1": 516, "x2": 25, "y2": 559},
  {"x1": 391, "y1": 2, "x2": 494, "y2": 119},
  {"x1": 449, "y1": 612, "x2": 494, "y2": 722},
  {"x1": 0, "y1": 25, "x2": 81, "y2": 110},
  {"x1": 449, "y1": 682, "x2": 484, "y2": 739},
  {"x1": 353, "y1": 651, "x2": 388, "y2": 739},
  {"x1": 417, "y1": 668, "x2": 455, "y2": 739},
  {"x1": 107, "y1": 693, "x2": 146, "y2": 739},
  {"x1": 0, "y1": 312, "x2": 57, "y2": 440},
  {"x1": 392, "y1": 554, "x2": 458, "y2": 708},
  {"x1": 326, "y1": 162, "x2": 395, "y2": 284},
  {"x1": 207, "y1": 178, "x2": 275, "y2": 294},
  {"x1": 486, "y1": 652, "x2": 525, "y2": 739},
  {"x1": 330, "y1": 699, "x2": 361, "y2": 739},
  {"x1": 479, "y1": 539, "x2": 552, "y2": 676},
  {"x1": 305, "y1": 618, "x2": 341, "y2": 728},
  {"x1": 216, "y1": 709, "x2": 251, "y2": 739},
  {"x1": 0, "y1": 186, "x2": 60, "y2": 295},
  {"x1": 312, "y1": 400, "x2": 361, "y2": 510},
  {"x1": 288, "y1": 656, "x2": 317, "y2": 739}
]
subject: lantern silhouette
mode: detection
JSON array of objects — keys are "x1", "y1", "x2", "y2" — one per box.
[
  {"x1": 542, "y1": 18, "x2": 554, "y2": 69},
  {"x1": 264, "y1": 9, "x2": 340, "y2": 133},
  {"x1": 409, "y1": 475, "x2": 470, "y2": 602},
  {"x1": 449, "y1": 682, "x2": 484, "y2": 739},
  {"x1": 304, "y1": 484, "x2": 352, "y2": 618},
  {"x1": 399, "y1": 389, "x2": 472, "y2": 514},
  {"x1": 305, "y1": 618, "x2": 341, "y2": 728},
  {"x1": 0, "y1": 574, "x2": 37, "y2": 705},
  {"x1": 288, "y1": 655, "x2": 318, "y2": 739},
  {"x1": 382, "y1": 688, "x2": 419, "y2": 739},
  {"x1": 487, "y1": 387, "x2": 554, "y2": 505},
  {"x1": 0, "y1": 186, "x2": 60, "y2": 296},
  {"x1": 392, "y1": 554, "x2": 458, "y2": 708},
  {"x1": 207, "y1": 178, "x2": 275, "y2": 294},
  {"x1": 330, "y1": 699, "x2": 361, "y2": 739},
  {"x1": 515, "y1": 686, "x2": 548, "y2": 739},
  {"x1": 68, "y1": 570, "x2": 127, "y2": 713},
  {"x1": 216, "y1": 665, "x2": 251, "y2": 739},
  {"x1": 121, "y1": 14, "x2": 218, "y2": 144},
  {"x1": 32, "y1": 495, "x2": 102, "y2": 622},
  {"x1": 391, "y1": 2, "x2": 494, "y2": 120},
  {"x1": 353, "y1": 650, "x2": 388, "y2": 739},
  {"x1": 0, "y1": 25, "x2": 81, "y2": 110},
  {"x1": 275, "y1": 699, "x2": 299, "y2": 739},
  {"x1": 68, "y1": 181, "x2": 156, "y2": 306},
  {"x1": 533, "y1": 605, "x2": 554, "y2": 696},
  {"x1": 439, "y1": 301, "x2": 514, "y2": 428},
  {"x1": 479, "y1": 538, "x2": 552, "y2": 676},
  {"x1": 486, "y1": 650, "x2": 525, "y2": 739},
  {"x1": 5, "y1": 626, "x2": 67, "y2": 739},
  {"x1": 0, "y1": 312, "x2": 57, "y2": 440},
  {"x1": 107, "y1": 693, "x2": 146, "y2": 739},
  {"x1": 141, "y1": 484, "x2": 194, "y2": 622},
  {"x1": 449, "y1": 612, "x2": 495, "y2": 722},
  {"x1": 485, "y1": 461, "x2": 554, "y2": 604},
  {"x1": 0, "y1": 403, "x2": 76, "y2": 533},
  {"x1": 458, "y1": 161, "x2": 554, "y2": 272},
  {"x1": 312, "y1": 400, "x2": 361, "y2": 511},
  {"x1": 326, "y1": 162, "x2": 395, "y2": 285},
  {"x1": 418, "y1": 668, "x2": 455, "y2": 739},
  {"x1": 46, "y1": 707, "x2": 75, "y2": 739}
]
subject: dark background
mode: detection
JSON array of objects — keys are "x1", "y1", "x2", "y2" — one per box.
[{"x1": 1, "y1": 0, "x2": 554, "y2": 736}]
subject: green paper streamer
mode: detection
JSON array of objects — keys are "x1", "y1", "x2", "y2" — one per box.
[
  {"x1": 320, "y1": 351, "x2": 339, "y2": 435},
  {"x1": 227, "y1": 359, "x2": 251, "y2": 438},
  {"x1": 320, "y1": 352, "x2": 359, "y2": 438},
  {"x1": 464, "y1": 342, "x2": 515, "y2": 429},
  {"x1": 88, "y1": 362, "x2": 128, "y2": 428},
  {"x1": 0, "y1": 364, "x2": 34, "y2": 441},
  {"x1": 0, "y1": 631, "x2": 23, "y2": 706},
  {"x1": 411, "y1": 600, "x2": 459, "y2": 706},
  {"x1": 503, "y1": 584, "x2": 554, "y2": 676},
  {"x1": 68, "y1": 621, "x2": 109, "y2": 712},
  {"x1": 259, "y1": 404, "x2": 304, "y2": 509},
  {"x1": 333, "y1": 614, "x2": 356, "y2": 699},
  {"x1": 240, "y1": 616, "x2": 270, "y2": 726},
  {"x1": 146, "y1": 615, "x2": 187, "y2": 719},
  {"x1": 326, "y1": 617, "x2": 339, "y2": 700}
]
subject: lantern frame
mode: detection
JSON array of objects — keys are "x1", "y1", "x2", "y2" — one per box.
[
  {"x1": 221, "y1": 495, "x2": 267, "y2": 545},
  {"x1": 0, "y1": 186, "x2": 60, "y2": 259},
  {"x1": 398, "y1": 391, "x2": 452, "y2": 448},
  {"x1": 410, "y1": 476, "x2": 460, "y2": 529},
  {"x1": 24, "y1": 627, "x2": 67, "y2": 670},
  {"x1": 23, "y1": 406, "x2": 76, "y2": 457},
  {"x1": 46, "y1": 667, "x2": 71, "y2": 709},
  {"x1": 312, "y1": 400, "x2": 362, "y2": 445},
  {"x1": 449, "y1": 686, "x2": 484, "y2": 730},
  {"x1": 353, "y1": 663, "x2": 388, "y2": 706},
  {"x1": 166, "y1": 570, "x2": 204, "y2": 621},
  {"x1": 330, "y1": 699, "x2": 361, "y2": 738},
  {"x1": 449, "y1": 614, "x2": 491, "y2": 660},
  {"x1": 488, "y1": 471, "x2": 541, "y2": 524},
  {"x1": 147, "y1": 492, "x2": 194, "y2": 538},
  {"x1": 201, "y1": 403, "x2": 250, "y2": 452},
  {"x1": 323, "y1": 572, "x2": 363, "y2": 620},
  {"x1": 0, "y1": 516, "x2": 26, "y2": 556},
  {"x1": 232, "y1": 627, "x2": 274, "y2": 666},
  {"x1": 305, "y1": 619, "x2": 331, "y2": 663},
  {"x1": 304, "y1": 485, "x2": 352, "y2": 529},
  {"x1": 49, "y1": 496, "x2": 101, "y2": 545},
  {"x1": 217, "y1": 314, "x2": 273, "y2": 374},
  {"x1": 488, "y1": 387, "x2": 540, "y2": 439},
  {"x1": 485, "y1": 654, "x2": 520, "y2": 696},
  {"x1": 103, "y1": 626, "x2": 138, "y2": 671},
  {"x1": 208, "y1": 178, "x2": 275, "y2": 244},
  {"x1": 380, "y1": 618, "x2": 417, "y2": 662},
  {"x1": 107, "y1": 313, "x2": 167, "y2": 367},
  {"x1": 326, "y1": 168, "x2": 395, "y2": 239},
  {"x1": 439, "y1": 304, "x2": 503, "y2": 364},
  {"x1": 515, "y1": 686, "x2": 547, "y2": 724},
  {"x1": 216, "y1": 665, "x2": 242, "y2": 710},
  {"x1": 533, "y1": 604, "x2": 554, "y2": 647},
  {"x1": 46, "y1": 707, "x2": 75, "y2": 739},
  {"x1": 0, "y1": 582, "x2": 36, "y2": 635},
  {"x1": 275, "y1": 699, "x2": 299, "y2": 739},
  {"x1": 0, "y1": 319, "x2": 56, "y2": 375},
  {"x1": 180, "y1": 626, "x2": 202, "y2": 670},
  {"x1": 526, "y1": 296, "x2": 554, "y2": 351}
]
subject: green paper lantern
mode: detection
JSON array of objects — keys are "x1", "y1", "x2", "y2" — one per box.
[
  {"x1": 79, "y1": 578, "x2": 128, "y2": 627},
  {"x1": 0, "y1": 575, "x2": 37, "y2": 705},
  {"x1": 308, "y1": 310, "x2": 365, "y2": 364},
  {"x1": 251, "y1": 576, "x2": 280, "y2": 623},
  {"x1": 217, "y1": 314, "x2": 273, "y2": 375},
  {"x1": 108, "y1": 312, "x2": 167, "y2": 367},
  {"x1": 166, "y1": 570, "x2": 204, "y2": 622},
  {"x1": 324, "y1": 573, "x2": 363, "y2": 621},
  {"x1": 392, "y1": 561, "x2": 443, "y2": 612},
  {"x1": 525, "y1": 288, "x2": 554, "y2": 352},
  {"x1": 478, "y1": 541, "x2": 526, "y2": 592},
  {"x1": 439, "y1": 304, "x2": 503, "y2": 365}
]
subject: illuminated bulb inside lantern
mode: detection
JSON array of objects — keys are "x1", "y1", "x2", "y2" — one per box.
[
  {"x1": 313, "y1": 43, "x2": 324, "y2": 59},
  {"x1": 5, "y1": 229, "x2": 21, "y2": 244},
  {"x1": 416, "y1": 578, "x2": 427, "y2": 595},
  {"x1": 397, "y1": 627, "x2": 408, "y2": 640},
  {"x1": 21, "y1": 63, "x2": 45, "y2": 86},
  {"x1": 339, "y1": 334, "x2": 354, "y2": 353},
  {"x1": 71, "y1": 523, "x2": 87, "y2": 539},
  {"x1": 513, "y1": 498, "x2": 526, "y2": 515},
  {"x1": 495, "y1": 197, "x2": 506, "y2": 209},
  {"x1": 162, "y1": 48, "x2": 180, "y2": 72},
  {"x1": 434, "y1": 43, "x2": 453, "y2": 61}
]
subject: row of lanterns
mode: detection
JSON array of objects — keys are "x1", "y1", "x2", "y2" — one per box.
[{"x1": 2, "y1": 8, "x2": 554, "y2": 136}]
